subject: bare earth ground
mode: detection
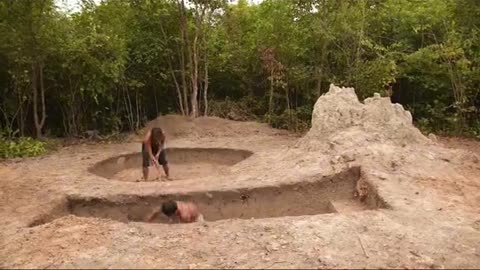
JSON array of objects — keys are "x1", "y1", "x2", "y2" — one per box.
[
  {"x1": 111, "y1": 163, "x2": 232, "y2": 182},
  {"x1": 1, "y1": 86, "x2": 480, "y2": 269}
]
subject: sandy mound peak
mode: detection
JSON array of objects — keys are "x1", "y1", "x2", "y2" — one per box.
[{"x1": 299, "y1": 84, "x2": 430, "y2": 150}]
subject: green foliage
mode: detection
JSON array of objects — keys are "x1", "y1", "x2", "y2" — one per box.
[
  {"x1": 355, "y1": 58, "x2": 398, "y2": 99},
  {"x1": 265, "y1": 108, "x2": 310, "y2": 133},
  {"x1": 0, "y1": 137, "x2": 46, "y2": 159},
  {"x1": 209, "y1": 96, "x2": 265, "y2": 121}
]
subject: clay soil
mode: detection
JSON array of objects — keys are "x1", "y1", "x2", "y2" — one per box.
[{"x1": 1, "y1": 111, "x2": 480, "y2": 269}]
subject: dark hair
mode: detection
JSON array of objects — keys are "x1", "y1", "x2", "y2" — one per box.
[
  {"x1": 151, "y1": 127, "x2": 164, "y2": 144},
  {"x1": 161, "y1": 200, "x2": 178, "y2": 217}
]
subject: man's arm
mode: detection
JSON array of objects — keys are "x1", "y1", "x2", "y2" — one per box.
[
  {"x1": 143, "y1": 131, "x2": 154, "y2": 158},
  {"x1": 144, "y1": 131, "x2": 159, "y2": 166},
  {"x1": 155, "y1": 137, "x2": 166, "y2": 159},
  {"x1": 160, "y1": 136, "x2": 166, "y2": 150},
  {"x1": 146, "y1": 207, "x2": 161, "y2": 222},
  {"x1": 155, "y1": 147, "x2": 162, "y2": 159},
  {"x1": 142, "y1": 130, "x2": 151, "y2": 144}
]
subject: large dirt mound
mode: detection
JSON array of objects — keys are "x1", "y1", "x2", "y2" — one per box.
[
  {"x1": 299, "y1": 84, "x2": 430, "y2": 150},
  {"x1": 133, "y1": 115, "x2": 290, "y2": 141}
]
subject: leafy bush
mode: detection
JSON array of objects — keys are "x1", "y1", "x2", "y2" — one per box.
[
  {"x1": 0, "y1": 137, "x2": 47, "y2": 159},
  {"x1": 209, "y1": 96, "x2": 264, "y2": 121},
  {"x1": 265, "y1": 108, "x2": 311, "y2": 133},
  {"x1": 209, "y1": 96, "x2": 313, "y2": 132}
]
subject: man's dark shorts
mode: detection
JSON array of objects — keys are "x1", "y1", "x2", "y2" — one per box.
[{"x1": 142, "y1": 143, "x2": 168, "y2": 168}]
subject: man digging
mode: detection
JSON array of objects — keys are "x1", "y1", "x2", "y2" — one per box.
[
  {"x1": 146, "y1": 200, "x2": 204, "y2": 223},
  {"x1": 141, "y1": 127, "x2": 170, "y2": 181}
]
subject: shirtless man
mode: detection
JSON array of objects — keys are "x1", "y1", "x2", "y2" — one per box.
[
  {"x1": 142, "y1": 127, "x2": 169, "y2": 181},
  {"x1": 146, "y1": 200, "x2": 204, "y2": 223}
]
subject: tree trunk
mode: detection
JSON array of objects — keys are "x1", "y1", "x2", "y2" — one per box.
[
  {"x1": 167, "y1": 64, "x2": 185, "y2": 115},
  {"x1": 31, "y1": 62, "x2": 47, "y2": 138},
  {"x1": 203, "y1": 45, "x2": 209, "y2": 116},
  {"x1": 32, "y1": 63, "x2": 42, "y2": 138},
  {"x1": 268, "y1": 71, "x2": 274, "y2": 117},
  {"x1": 16, "y1": 81, "x2": 25, "y2": 136},
  {"x1": 39, "y1": 63, "x2": 46, "y2": 128},
  {"x1": 190, "y1": 10, "x2": 204, "y2": 118},
  {"x1": 190, "y1": 84, "x2": 198, "y2": 118},
  {"x1": 14, "y1": 78, "x2": 26, "y2": 137},
  {"x1": 61, "y1": 109, "x2": 68, "y2": 136},
  {"x1": 178, "y1": 0, "x2": 190, "y2": 116},
  {"x1": 123, "y1": 82, "x2": 134, "y2": 131},
  {"x1": 285, "y1": 85, "x2": 291, "y2": 123},
  {"x1": 202, "y1": 10, "x2": 209, "y2": 117},
  {"x1": 127, "y1": 88, "x2": 134, "y2": 131},
  {"x1": 198, "y1": 67, "x2": 204, "y2": 115},
  {"x1": 190, "y1": 32, "x2": 199, "y2": 118},
  {"x1": 135, "y1": 89, "x2": 140, "y2": 130},
  {"x1": 115, "y1": 85, "x2": 122, "y2": 117},
  {"x1": 68, "y1": 75, "x2": 78, "y2": 135},
  {"x1": 159, "y1": 18, "x2": 185, "y2": 115},
  {"x1": 189, "y1": 4, "x2": 207, "y2": 118},
  {"x1": 316, "y1": 41, "x2": 328, "y2": 96},
  {"x1": 180, "y1": 46, "x2": 190, "y2": 116}
]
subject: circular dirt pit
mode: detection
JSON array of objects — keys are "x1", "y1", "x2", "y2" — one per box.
[{"x1": 88, "y1": 147, "x2": 253, "y2": 182}]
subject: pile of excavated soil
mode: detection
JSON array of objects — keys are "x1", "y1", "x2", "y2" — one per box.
[
  {"x1": 288, "y1": 84, "x2": 479, "y2": 213},
  {"x1": 298, "y1": 84, "x2": 431, "y2": 151},
  {"x1": 133, "y1": 115, "x2": 291, "y2": 141}
]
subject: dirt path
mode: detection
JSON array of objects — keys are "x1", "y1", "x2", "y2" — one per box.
[
  {"x1": 1, "y1": 107, "x2": 480, "y2": 268},
  {"x1": 439, "y1": 136, "x2": 480, "y2": 155}
]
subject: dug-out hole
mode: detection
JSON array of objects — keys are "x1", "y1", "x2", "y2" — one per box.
[
  {"x1": 88, "y1": 147, "x2": 254, "y2": 181},
  {"x1": 30, "y1": 167, "x2": 388, "y2": 226}
]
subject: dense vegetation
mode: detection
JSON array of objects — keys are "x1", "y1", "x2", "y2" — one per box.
[{"x1": 1, "y1": 0, "x2": 479, "y2": 143}]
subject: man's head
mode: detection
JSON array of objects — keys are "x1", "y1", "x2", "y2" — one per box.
[
  {"x1": 161, "y1": 200, "x2": 178, "y2": 217},
  {"x1": 151, "y1": 127, "x2": 165, "y2": 144}
]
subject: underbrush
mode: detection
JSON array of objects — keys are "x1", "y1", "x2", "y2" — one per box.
[
  {"x1": 209, "y1": 97, "x2": 311, "y2": 133},
  {"x1": 416, "y1": 117, "x2": 480, "y2": 139},
  {"x1": 0, "y1": 137, "x2": 47, "y2": 159},
  {"x1": 210, "y1": 97, "x2": 479, "y2": 137},
  {"x1": 208, "y1": 96, "x2": 262, "y2": 121}
]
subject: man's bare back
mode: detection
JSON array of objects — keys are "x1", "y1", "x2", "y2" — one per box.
[{"x1": 146, "y1": 200, "x2": 203, "y2": 223}]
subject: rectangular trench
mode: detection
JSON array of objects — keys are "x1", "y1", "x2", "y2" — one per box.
[{"x1": 29, "y1": 167, "x2": 388, "y2": 226}]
